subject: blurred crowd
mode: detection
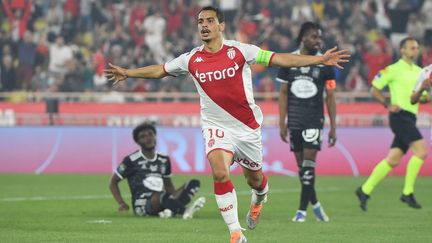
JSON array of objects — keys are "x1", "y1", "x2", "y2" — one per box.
[{"x1": 1, "y1": 0, "x2": 432, "y2": 100}]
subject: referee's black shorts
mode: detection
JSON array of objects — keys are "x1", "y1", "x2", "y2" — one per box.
[{"x1": 389, "y1": 110, "x2": 423, "y2": 153}]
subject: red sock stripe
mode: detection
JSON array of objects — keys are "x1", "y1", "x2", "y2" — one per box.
[
  {"x1": 214, "y1": 180, "x2": 234, "y2": 195},
  {"x1": 258, "y1": 174, "x2": 268, "y2": 192}
]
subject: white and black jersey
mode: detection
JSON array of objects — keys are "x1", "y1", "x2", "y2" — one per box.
[
  {"x1": 115, "y1": 150, "x2": 172, "y2": 205},
  {"x1": 277, "y1": 50, "x2": 336, "y2": 130}
]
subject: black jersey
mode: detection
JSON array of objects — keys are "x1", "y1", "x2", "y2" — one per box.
[
  {"x1": 277, "y1": 50, "x2": 335, "y2": 129},
  {"x1": 115, "y1": 150, "x2": 172, "y2": 203}
]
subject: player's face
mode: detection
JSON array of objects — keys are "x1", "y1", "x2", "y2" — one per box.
[
  {"x1": 401, "y1": 40, "x2": 419, "y2": 60},
  {"x1": 302, "y1": 29, "x2": 322, "y2": 54},
  {"x1": 197, "y1": 10, "x2": 224, "y2": 42},
  {"x1": 136, "y1": 129, "x2": 156, "y2": 151}
]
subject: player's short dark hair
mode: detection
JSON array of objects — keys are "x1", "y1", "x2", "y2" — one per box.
[
  {"x1": 399, "y1": 37, "x2": 418, "y2": 49},
  {"x1": 199, "y1": 6, "x2": 225, "y2": 23},
  {"x1": 296, "y1": 22, "x2": 323, "y2": 46},
  {"x1": 133, "y1": 123, "x2": 156, "y2": 142}
]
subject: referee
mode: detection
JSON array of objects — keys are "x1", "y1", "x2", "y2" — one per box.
[{"x1": 356, "y1": 37, "x2": 428, "y2": 211}]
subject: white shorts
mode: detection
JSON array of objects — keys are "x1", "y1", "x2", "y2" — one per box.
[{"x1": 202, "y1": 126, "x2": 263, "y2": 171}]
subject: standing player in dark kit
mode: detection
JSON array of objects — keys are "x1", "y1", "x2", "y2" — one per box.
[
  {"x1": 277, "y1": 22, "x2": 336, "y2": 222},
  {"x1": 109, "y1": 123, "x2": 206, "y2": 219}
]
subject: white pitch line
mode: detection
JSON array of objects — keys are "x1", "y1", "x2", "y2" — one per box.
[{"x1": 0, "y1": 187, "x2": 341, "y2": 203}]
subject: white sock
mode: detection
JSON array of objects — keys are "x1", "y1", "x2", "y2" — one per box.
[
  {"x1": 215, "y1": 189, "x2": 241, "y2": 232},
  {"x1": 251, "y1": 175, "x2": 269, "y2": 205}
]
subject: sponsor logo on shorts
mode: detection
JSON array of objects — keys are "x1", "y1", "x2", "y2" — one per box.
[
  {"x1": 208, "y1": 138, "x2": 215, "y2": 148},
  {"x1": 234, "y1": 158, "x2": 260, "y2": 168}
]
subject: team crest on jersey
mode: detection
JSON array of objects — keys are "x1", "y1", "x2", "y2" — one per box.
[
  {"x1": 227, "y1": 48, "x2": 236, "y2": 60},
  {"x1": 300, "y1": 67, "x2": 310, "y2": 74},
  {"x1": 118, "y1": 163, "x2": 126, "y2": 173},
  {"x1": 312, "y1": 68, "x2": 320, "y2": 78},
  {"x1": 208, "y1": 138, "x2": 215, "y2": 148}
]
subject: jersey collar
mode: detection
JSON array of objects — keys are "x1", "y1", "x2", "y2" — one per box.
[{"x1": 139, "y1": 149, "x2": 157, "y2": 162}]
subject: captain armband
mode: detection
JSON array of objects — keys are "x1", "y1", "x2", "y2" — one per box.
[
  {"x1": 326, "y1": 79, "x2": 336, "y2": 90},
  {"x1": 256, "y1": 49, "x2": 275, "y2": 66}
]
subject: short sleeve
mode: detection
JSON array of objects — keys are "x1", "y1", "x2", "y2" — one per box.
[
  {"x1": 276, "y1": 67, "x2": 291, "y2": 83},
  {"x1": 115, "y1": 157, "x2": 133, "y2": 179},
  {"x1": 413, "y1": 65, "x2": 432, "y2": 92},
  {"x1": 162, "y1": 157, "x2": 172, "y2": 178},
  {"x1": 237, "y1": 42, "x2": 261, "y2": 65},
  {"x1": 164, "y1": 52, "x2": 190, "y2": 77},
  {"x1": 372, "y1": 67, "x2": 392, "y2": 90}
]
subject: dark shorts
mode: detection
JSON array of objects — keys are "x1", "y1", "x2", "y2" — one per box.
[
  {"x1": 389, "y1": 110, "x2": 422, "y2": 154},
  {"x1": 133, "y1": 192, "x2": 157, "y2": 216},
  {"x1": 289, "y1": 128, "x2": 323, "y2": 152}
]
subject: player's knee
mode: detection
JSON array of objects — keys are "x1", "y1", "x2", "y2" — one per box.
[
  {"x1": 246, "y1": 176, "x2": 261, "y2": 189},
  {"x1": 415, "y1": 151, "x2": 428, "y2": 160},
  {"x1": 212, "y1": 169, "x2": 229, "y2": 182},
  {"x1": 386, "y1": 159, "x2": 400, "y2": 167},
  {"x1": 300, "y1": 160, "x2": 315, "y2": 185}
]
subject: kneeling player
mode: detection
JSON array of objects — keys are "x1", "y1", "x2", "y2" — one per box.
[{"x1": 109, "y1": 123, "x2": 205, "y2": 218}]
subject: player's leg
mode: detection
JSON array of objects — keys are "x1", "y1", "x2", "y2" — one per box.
[
  {"x1": 288, "y1": 130, "x2": 307, "y2": 222},
  {"x1": 233, "y1": 128, "x2": 268, "y2": 230},
  {"x1": 151, "y1": 192, "x2": 185, "y2": 217},
  {"x1": 176, "y1": 179, "x2": 206, "y2": 219},
  {"x1": 302, "y1": 148, "x2": 329, "y2": 222},
  {"x1": 356, "y1": 146, "x2": 404, "y2": 211},
  {"x1": 173, "y1": 179, "x2": 201, "y2": 206},
  {"x1": 209, "y1": 149, "x2": 246, "y2": 242},
  {"x1": 294, "y1": 148, "x2": 319, "y2": 222},
  {"x1": 243, "y1": 168, "x2": 268, "y2": 229},
  {"x1": 401, "y1": 136, "x2": 427, "y2": 208},
  {"x1": 203, "y1": 126, "x2": 245, "y2": 242}
]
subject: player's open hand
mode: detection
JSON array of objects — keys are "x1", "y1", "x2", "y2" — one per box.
[
  {"x1": 328, "y1": 128, "x2": 336, "y2": 147},
  {"x1": 105, "y1": 63, "x2": 128, "y2": 85},
  {"x1": 322, "y1": 47, "x2": 350, "y2": 69},
  {"x1": 279, "y1": 124, "x2": 289, "y2": 143},
  {"x1": 118, "y1": 202, "x2": 130, "y2": 212}
]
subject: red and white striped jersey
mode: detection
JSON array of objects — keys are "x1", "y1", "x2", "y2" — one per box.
[{"x1": 164, "y1": 40, "x2": 265, "y2": 134}]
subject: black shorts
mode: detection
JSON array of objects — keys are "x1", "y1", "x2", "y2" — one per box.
[
  {"x1": 389, "y1": 110, "x2": 422, "y2": 154},
  {"x1": 133, "y1": 192, "x2": 157, "y2": 216},
  {"x1": 289, "y1": 129, "x2": 323, "y2": 152}
]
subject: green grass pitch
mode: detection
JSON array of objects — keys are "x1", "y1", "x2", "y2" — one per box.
[{"x1": 0, "y1": 174, "x2": 431, "y2": 242}]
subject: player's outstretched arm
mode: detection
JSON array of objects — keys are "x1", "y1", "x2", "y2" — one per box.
[
  {"x1": 271, "y1": 47, "x2": 350, "y2": 69},
  {"x1": 104, "y1": 63, "x2": 167, "y2": 85},
  {"x1": 411, "y1": 79, "x2": 431, "y2": 104}
]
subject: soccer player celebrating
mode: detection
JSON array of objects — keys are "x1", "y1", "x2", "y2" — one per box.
[
  {"x1": 356, "y1": 37, "x2": 428, "y2": 211},
  {"x1": 277, "y1": 22, "x2": 335, "y2": 222},
  {"x1": 105, "y1": 6, "x2": 349, "y2": 242},
  {"x1": 109, "y1": 123, "x2": 206, "y2": 219}
]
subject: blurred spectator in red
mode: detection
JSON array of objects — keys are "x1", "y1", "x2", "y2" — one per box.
[
  {"x1": 163, "y1": 0, "x2": 184, "y2": 36},
  {"x1": 421, "y1": 41, "x2": 432, "y2": 67},
  {"x1": 64, "y1": 0, "x2": 79, "y2": 18},
  {"x1": 92, "y1": 46, "x2": 106, "y2": 89},
  {"x1": 2, "y1": 0, "x2": 33, "y2": 41},
  {"x1": 257, "y1": 74, "x2": 275, "y2": 101},
  {"x1": 131, "y1": 78, "x2": 148, "y2": 93},
  {"x1": 362, "y1": 41, "x2": 392, "y2": 84},
  {"x1": 344, "y1": 61, "x2": 367, "y2": 91},
  {"x1": 129, "y1": 2, "x2": 146, "y2": 46}
]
